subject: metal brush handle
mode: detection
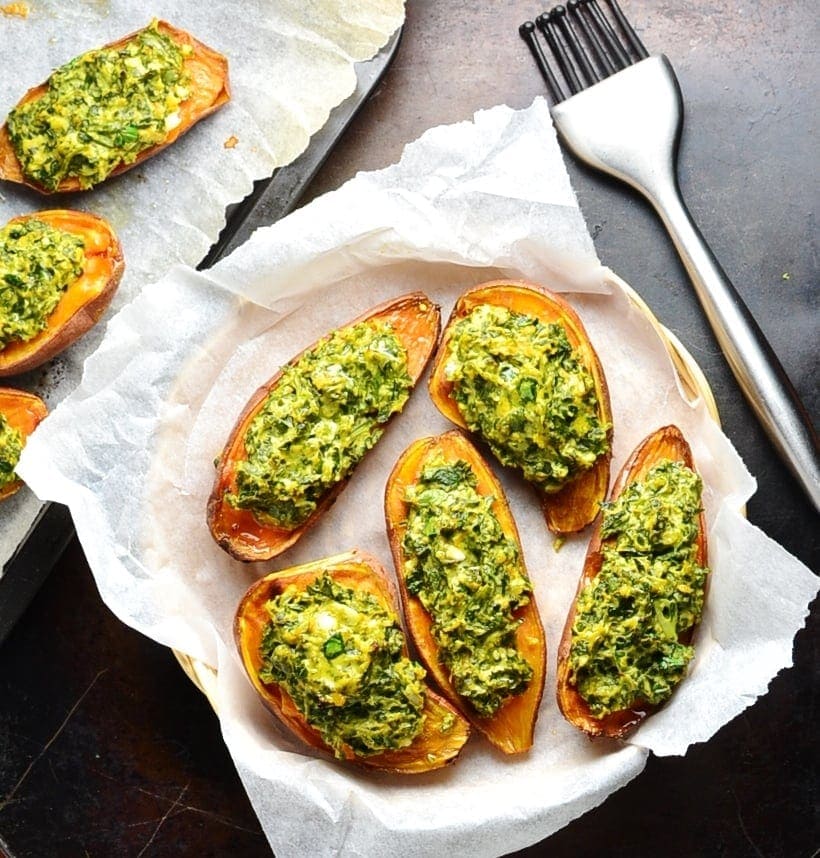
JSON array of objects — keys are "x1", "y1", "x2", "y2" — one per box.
[
  {"x1": 551, "y1": 55, "x2": 820, "y2": 511},
  {"x1": 647, "y1": 159, "x2": 820, "y2": 511}
]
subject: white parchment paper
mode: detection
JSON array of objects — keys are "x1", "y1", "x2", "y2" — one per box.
[
  {"x1": 0, "y1": 0, "x2": 405, "y2": 566},
  {"x1": 19, "y1": 100, "x2": 819, "y2": 858}
]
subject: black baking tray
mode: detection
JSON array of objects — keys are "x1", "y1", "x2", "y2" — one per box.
[{"x1": 0, "y1": 28, "x2": 402, "y2": 643}]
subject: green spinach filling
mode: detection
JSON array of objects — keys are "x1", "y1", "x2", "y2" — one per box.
[
  {"x1": 444, "y1": 304, "x2": 609, "y2": 493},
  {"x1": 0, "y1": 219, "x2": 85, "y2": 349},
  {"x1": 259, "y1": 574, "x2": 427, "y2": 758},
  {"x1": 7, "y1": 20, "x2": 191, "y2": 190},
  {"x1": 569, "y1": 460, "x2": 709, "y2": 716},
  {"x1": 0, "y1": 413, "x2": 24, "y2": 491},
  {"x1": 402, "y1": 456, "x2": 533, "y2": 717},
  {"x1": 228, "y1": 320, "x2": 413, "y2": 529}
]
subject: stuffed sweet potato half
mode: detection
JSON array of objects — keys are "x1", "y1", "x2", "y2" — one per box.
[
  {"x1": 0, "y1": 210, "x2": 124, "y2": 376},
  {"x1": 0, "y1": 19, "x2": 230, "y2": 193},
  {"x1": 234, "y1": 549, "x2": 470, "y2": 773},
  {"x1": 556, "y1": 425, "x2": 709, "y2": 738},
  {"x1": 428, "y1": 280, "x2": 612, "y2": 534},
  {"x1": 385, "y1": 430, "x2": 546, "y2": 754},
  {"x1": 208, "y1": 292, "x2": 441, "y2": 562},
  {"x1": 0, "y1": 387, "x2": 47, "y2": 501}
]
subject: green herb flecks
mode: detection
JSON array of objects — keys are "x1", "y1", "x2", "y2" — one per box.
[
  {"x1": 0, "y1": 219, "x2": 85, "y2": 349},
  {"x1": 259, "y1": 574, "x2": 426, "y2": 758},
  {"x1": 228, "y1": 320, "x2": 413, "y2": 529},
  {"x1": 402, "y1": 455, "x2": 533, "y2": 717},
  {"x1": 568, "y1": 460, "x2": 709, "y2": 716},
  {"x1": 7, "y1": 20, "x2": 191, "y2": 190},
  {"x1": 444, "y1": 304, "x2": 609, "y2": 493},
  {"x1": 0, "y1": 412, "x2": 24, "y2": 491}
]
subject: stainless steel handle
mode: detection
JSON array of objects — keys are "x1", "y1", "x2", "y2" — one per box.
[
  {"x1": 551, "y1": 55, "x2": 819, "y2": 508},
  {"x1": 648, "y1": 176, "x2": 820, "y2": 510}
]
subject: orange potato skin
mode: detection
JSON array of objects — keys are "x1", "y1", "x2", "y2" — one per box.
[
  {"x1": 428, "y1": 280, "x2": 612, "y2": 535},
  {"x1": 234, "y1": 549, "x2": 471, "y2": 773},
  {"x1": 0, "y1": 386, "x2": 47, "y2": 500},
  {"x1": 0, "y1": 20, "x2": 230, "y2": 193},
  {"x1": 385, "y1": 430, "x2": 546, "y2": 754},
  {"x1": 556, "y1": 424, "x2": 708, "y2": 739},
  {"x1": 208, "y1": 292, "x2": 441, "y2": 563},
  {"x1": 0, "y1": 209, "x2": 124, "y2": 376}
]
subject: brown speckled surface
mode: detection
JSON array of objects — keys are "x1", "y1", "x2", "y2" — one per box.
[{"x1": 1, "y1": 2, "x2": 817, "y2": 856}]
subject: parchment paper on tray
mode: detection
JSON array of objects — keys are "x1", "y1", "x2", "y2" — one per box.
[
  {"x1": 0, "y1": 0, "x2": 405, "y2": 569},
  {"x1": 19, "y1": 100, "x2": 818, "y2": 858}
]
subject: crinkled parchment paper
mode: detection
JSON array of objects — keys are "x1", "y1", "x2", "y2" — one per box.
[
  {"x1": 0, "y1": 0, "x2": 405, "y2": 567},
  {"x1": 19, "y1": 100, "x2": 819, "y2": 858}
]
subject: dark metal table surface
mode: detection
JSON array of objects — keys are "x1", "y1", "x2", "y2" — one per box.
[{"x1": 1, "y1": 2, "x2": 817, "y2": 856}]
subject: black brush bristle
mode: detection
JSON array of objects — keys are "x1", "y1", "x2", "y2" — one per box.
[{"x1": 520, "y1": 0, "x2": 648, "y2": 102}]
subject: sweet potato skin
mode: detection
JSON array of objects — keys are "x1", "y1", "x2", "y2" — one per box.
[
  {"x1": 0, "y1": 20, "x2": 230, "y2": 193},
  {"x1": 0, "y1": 209, "x2": 124, "y2": 376},
  {"x1": 208, "y1": 292, "x2": 441, "y2": 563},
  {"x1": 234, "y1": 549, "x2": 471, "y2": 773},
  {"x1": 428, "y1": 280, "x2": 612, "y2": 534},
  {"x1": 0, "y1": 387, "x2": 47, "y2": 500},
  {"x1": 556, "y1": 424, "x2": 708, "y2": 738},
  {"x1": 385, "y1": 430, "x2": 546, "y2": 754}
]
